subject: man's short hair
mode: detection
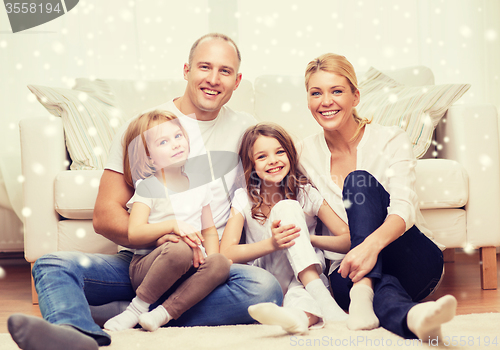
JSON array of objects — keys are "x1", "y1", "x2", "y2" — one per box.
[{"x1": 188, "y1": 33, "x2": 241, "y2": 70}]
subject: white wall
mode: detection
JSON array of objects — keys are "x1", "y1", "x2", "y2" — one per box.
[
  {"x1": 0, "y1": 0, "x2": 499, "y2": 214},
  {"x1": 235, "y1": 0, "x2": 499, "y2": 104}
]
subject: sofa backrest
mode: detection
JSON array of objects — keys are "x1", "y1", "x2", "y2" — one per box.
[
  {"x1": 99, "y1": 65, "x2": 435, "y2": 143},
  {"x1": 101, "y1": 78, "x2": 256, "y2": 122}
]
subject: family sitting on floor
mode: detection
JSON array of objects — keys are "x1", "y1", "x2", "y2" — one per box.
[{"x1": 8, "y1": 33, "x2": 457, "y2": 350}]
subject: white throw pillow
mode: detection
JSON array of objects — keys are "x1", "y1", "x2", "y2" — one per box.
[
  {"x1": 28, "y1": 81, "x2": 124, "y2": 170},
  {"x1": 357, "y1": 67, "x2": 470, "y2": 158}
]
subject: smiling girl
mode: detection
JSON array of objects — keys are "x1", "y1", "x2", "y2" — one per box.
[
  {"x1": 104, "y1": 110, "x2": 230, "y2": 332},
  {"x1": 220, "y1": 123, "x2": 350, "y2": 334}
]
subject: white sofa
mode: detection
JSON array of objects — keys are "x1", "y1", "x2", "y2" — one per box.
[
  {"x1": 0, "y1": 189, "x2": 23, "y2": 253},
  {"x1": 0, "y1": 154, "x2": 24, "y2": 253},
  {"x1": 20, "y1": 66, "x2": 500, "y2": 304}
]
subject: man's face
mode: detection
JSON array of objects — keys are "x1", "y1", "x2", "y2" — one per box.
[{"x1": 183, "y1": 39, "x2": 242, "y2": 120}]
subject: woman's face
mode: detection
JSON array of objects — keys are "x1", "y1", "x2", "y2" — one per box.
[{"x1": 307, "y1": 70, "x2": 360, "y2": 132}]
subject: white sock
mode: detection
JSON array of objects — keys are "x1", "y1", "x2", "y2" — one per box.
[
  {"x1": 347, "y1": 284, "x2": 380, "y2": 330},
  {"x1": 103, "y1": 297, "x2": 149, "y2": 331},
  {"x1": 139, "y1": 305, "x2": 172, "y2": 332},
  {"x1": 407, "y1": 295, "x2": 457, "y2": 341},
  {"x1": 305, "y1": 279, "x2": 348, "y2": 321},
  {"x1": 248, "y1": 303, "x2": 309, "y2": 334}
]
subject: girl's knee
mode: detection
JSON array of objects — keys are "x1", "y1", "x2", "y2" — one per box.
[
  {"x1": 270, "y1": 200, "x2": 306, "y2": 226},
  {"x1": 159, "y1": 241, "x2": 193, "y2": 268},
  {"x1": 204, "y1": 254, "x2": 231, "y2": 282}
]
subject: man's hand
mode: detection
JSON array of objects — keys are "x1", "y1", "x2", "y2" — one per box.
[{"x1": 270, "y1": 220, "x2": 300, "y2": 251}]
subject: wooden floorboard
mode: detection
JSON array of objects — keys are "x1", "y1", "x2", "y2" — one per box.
[
  {"x1": 0, "y1": 259, "x2": 42, "y2": 334},
  {"x1": 0, "y1": 251, "x2": 499, "y2": 334}
]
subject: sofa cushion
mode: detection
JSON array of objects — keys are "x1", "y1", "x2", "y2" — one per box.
[
  {"x1": 28, "y1": 82, "x2": 124, "y2": 170},
  {"x1": 421, "y1": 209, "x2": 467, "y2": 248},
  {"x1": 55, "y1": 170, "x2": 103, "y2": 219},
  {"x1": 415, "y1": 159, "x2": 468, "y2": 209},
  {"x1": 357, "y1": 67, "x2": 470, "y2": 158},
  {"x1": 58, "y1": 219, "x2": 118, "y2": 254},
  {"x1": 54, "y1": 159, "x2": 467, "y2": 219}
]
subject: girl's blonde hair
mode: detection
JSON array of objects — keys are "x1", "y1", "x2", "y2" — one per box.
[
  {"x1": 305, "y1": 53, "x2": 371, "y2": 140},
  {"x1": 238, "y1": 123, "x2": 310, "y2": 224},
  {"x1": 123, "y1": 110, "x2": 189, "y2": 187}
]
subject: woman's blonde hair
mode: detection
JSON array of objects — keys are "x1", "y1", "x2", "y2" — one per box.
[
  {"x1": 305, "y1": 53, "x2": 370, "y2": 140},
  {"x1": 238, "y1": 123, "x2": 310, "y2": 224},
  {"x1": 123, "y1": 110, "x2": 189, "y2": 187}
]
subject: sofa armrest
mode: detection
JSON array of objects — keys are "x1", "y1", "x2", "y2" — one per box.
[
  {"x1": 20, "y1": 116, "x2": 69, "y2": 262},
  {"x1": 435, "y1": 104, "x2": 500, "y2": 248}
]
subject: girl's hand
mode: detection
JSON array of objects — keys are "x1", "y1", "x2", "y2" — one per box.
[
  {"x1": 155, "y1": 233, "x2": 180, "y2": 247},
  {"x1": 338, "y1": 241, "x2": 379, "y2": 283},
  {"x1": 180, "y1": 236, "x2": 205, "y2": 267},
  {"x1": 174, "y1": 220, "x2": 204, "y2": 245},
  {"x1": 270, "y1": 220, "x2": 301, "y2": 250}
]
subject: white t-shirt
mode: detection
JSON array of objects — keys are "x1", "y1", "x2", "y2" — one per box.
[
  {"x1": 299, "y1": 123, "x2": 444, "y2": 272},
  {"x1": 128, "y1": 174, "x2": 212, "y2": 255},
  {"x1": 231, "y1": 184, "x2": 325, "y2": 270},
  {"x1": 105, "y1": 99, "x2": 257, "y2": 238}
]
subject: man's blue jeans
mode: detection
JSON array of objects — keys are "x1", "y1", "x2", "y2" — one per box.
[
  {"x1": 33, "y1": 251, "x2": 283, "y2": 345},
  {"x1": 329, "y1": 170, "x2": 444, "y2": 339}
]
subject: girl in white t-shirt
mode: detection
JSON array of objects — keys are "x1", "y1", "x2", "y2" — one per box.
[
  {"x1": 104, "y1": 110, "x2": 230, "y2": 332},
  {"x1": 220, "y1": 123, "x2": 350, "y2": 334}
]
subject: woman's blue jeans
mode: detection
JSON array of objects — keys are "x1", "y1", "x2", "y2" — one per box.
[
  {"x1": 329, "y1": 170, "x2": 444, "y2": 339},
  {"x1": 32, "y1": 250, "x2": 283, "y2": 345}
]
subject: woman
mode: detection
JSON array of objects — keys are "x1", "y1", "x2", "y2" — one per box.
[{"x1": 295, "y1": 53, "x2": 456, "y2": 340}]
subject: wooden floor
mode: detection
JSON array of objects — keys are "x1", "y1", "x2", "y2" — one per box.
[{"x1": 0, "y1": 250, "x2": 499, "y2": 335}]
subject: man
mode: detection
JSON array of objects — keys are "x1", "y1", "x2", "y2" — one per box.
[{"x1": 8, "y1": 33, "x2": 283, "y2": 350}]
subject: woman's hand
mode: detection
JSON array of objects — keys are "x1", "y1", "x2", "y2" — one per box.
[
  {"x1": 338, "y1": 240, "x2": 379, "y2": 283},
  {"x1": 270, "y1": 220, "x2": 301, "y2": 250},
  {"x1": 338, "y1": 215, "x2": 405, "y2": 283}
]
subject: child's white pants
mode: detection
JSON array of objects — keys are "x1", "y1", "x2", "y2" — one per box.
[{"x1": 264, "y1": 199, "x2": 326, "y2": 318}]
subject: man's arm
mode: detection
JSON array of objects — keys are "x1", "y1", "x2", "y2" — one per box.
[
  {"x1": 93, "y1": 169, "x2": 192, "y2": 249},
  {"x1": 93, "y1": 169, "x2": 135, "y2": 247}
]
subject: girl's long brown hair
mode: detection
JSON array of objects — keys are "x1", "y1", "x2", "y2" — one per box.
[
  {"x1": 238, "y1": 123, "x2": 310, "y2": 224},
  {"x1": 123, "y1": 110, "x2": 189, "y2": 187}
]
